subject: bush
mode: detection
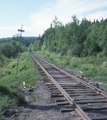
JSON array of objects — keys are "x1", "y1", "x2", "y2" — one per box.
[
  {"x1": 17, "y1": 95, "x2": 26, "y2": 104},
  {"x1": 101, "y1": 61, "x2": 107, "y2": 68},
  {"x1": 60, "y1": 48, "x2": 67, "y2": 56},
  {"x1": 19, "y1": 64, "x2": 26, "y2": 71},
  {"x1": 96, "y1": 67, "x2": 107, "y2": 76},
  {"x1": 5, "y1": 70, "x2": 11, "y2": 75},
  {"x1": 67, "y1": 50, "x2": 72, "y2": 56},
  {"x1": 62, "y1": 56, "x2": 70, "y2": 66},
  {"x1": 70, "y1": 57, "x2": 79, "y2": 68},
  {"x1": 0, "y1": 52, "x2": 42, "y2": 118},
  {"x1": 97, "y1": 52, "x2": 105, "y2": 58},
  {"x1": 81, "y1": 64, "x2": 93, "y2": 71},
  {"x1": 46, "y1": 54, "x2": 50, "y2": 58},
  {"x1": 72, "y1": 44, "x2": 81, "y2": 57},
  {"x1": 8, "y1": 61, "x2": 16, "y2": 69}
]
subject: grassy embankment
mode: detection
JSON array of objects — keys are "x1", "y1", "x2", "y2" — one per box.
[
  {"x1": 33, "y1": 50, "x2": 107, "y2": 89},
  {"x1": 0, "y1": 52, "x2": 41, "y2": 117}
]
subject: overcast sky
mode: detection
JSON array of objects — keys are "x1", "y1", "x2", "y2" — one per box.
[{"x1": 0, "y1": 0, "x2": 107, "y2": 38}]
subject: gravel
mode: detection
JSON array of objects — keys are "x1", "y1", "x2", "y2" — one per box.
[{"x1": 2, "y1": 77, "x2": 78, "y2": 120}]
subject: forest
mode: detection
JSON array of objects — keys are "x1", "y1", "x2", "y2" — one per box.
[
  {"x1": 1, "y1": 15, "x2": 107, "y2": 60},
  {"x1": 0, "y1": 36, "x2": 38, "y2": 64},
  {"x1": 0, "y1": 15, "x2": 107, "y2": 67},
  {"x1": 29, "y1": 15, "x2": 107, "y2": 57}
]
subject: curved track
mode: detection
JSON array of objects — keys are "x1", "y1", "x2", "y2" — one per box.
[{"x1": 30, "y1": 53, "x2": 107, "y2": 120}]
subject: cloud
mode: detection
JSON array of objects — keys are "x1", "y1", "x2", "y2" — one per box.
[
  {"x1": 0, "y1": 0, "x2": 107, "y2": 38},
  {"x1": 54, "y1": 0, "x2": 107, "y2": 21},
  {"x1": 29, "y1": 0, "x2": 107, "y2": 36},
  {"x1": 86, "y1": 11, "x2": 107, "y2": 21},
  {"x1": 29, "y1": 5, "x2": 54, "y2": 36},
  {"x1": 0, "y1": 26, "x2": 19, "y2": 38},
  {"x1": 0, "y1": 26, "x2": 26, "y2": 38},
  {"x1": 0, "y1": 26, "x2": 17, "y2": 30}
]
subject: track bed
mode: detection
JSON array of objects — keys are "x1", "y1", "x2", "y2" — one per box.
[{"x1": 31, "y1": 53, "x2": 107, "y2": 120}]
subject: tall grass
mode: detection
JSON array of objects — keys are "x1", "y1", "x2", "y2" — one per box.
[{"x1": 0, "y1": 52, "x2": 42, "y2": 117}]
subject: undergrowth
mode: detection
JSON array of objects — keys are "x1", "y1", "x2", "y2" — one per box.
[{"x1": 0, "y1": 52, "x2": 42, "y2": 118}]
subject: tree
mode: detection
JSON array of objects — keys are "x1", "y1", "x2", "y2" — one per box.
[
  {"x1": 33, "y1": 15, "x2": 107, "y2": 57},
  {"x1": 0, "y1": 50, "x2": 4, "y2": 65},
  {"x1": 85, "y1": 24, "x2": 101, "y2": 55}
]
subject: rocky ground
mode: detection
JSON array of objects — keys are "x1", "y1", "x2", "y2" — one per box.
[
  {"x1": 2, "y1": 63, "x2": 107, "y2": 120},
  {"x1": 2, "y1": 75, "x2": 78, "y2": 120}
]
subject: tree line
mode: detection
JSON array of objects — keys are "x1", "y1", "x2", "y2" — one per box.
[
  {"x1": 29, "y1": 15, "x2": 107, "y2": 57},
  {"x1": 0, "y1": 36, "x2": 38, "y2": 66},
  {"x1": 1, "y1": 15, "x2": 107, "y2": 64},
  {"x1": 0, "y1": 37, "x2": 38, "y2": 46}
]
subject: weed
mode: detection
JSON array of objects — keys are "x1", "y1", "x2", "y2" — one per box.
[
  {"x1": 0, "y1": 52, "x2": 41, "y2": 117},
  {"x1": 31, "y1": 94, "x2": 35, "y2": 100},
  {"x1": 101, "y1": 61, "x2": 107, "y2": 68},
  {"x1": 19, "y1": 64, "x2": 26, "y2": 71},
  {"x1": 37, "y1": 95, "x2": 39, "y2": 99},
  {"x1": 7, "y1": 61, "x2": 16, "y2": 69},
  {"x1": 17, "y1": 95, "x2": 26, "y2": 104},
  {"x1": 17, "y1": 108, "x2": 20, "y2": 114}
]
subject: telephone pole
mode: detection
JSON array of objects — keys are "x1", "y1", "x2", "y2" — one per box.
[{"x1": 16, "y1": 25, "x2": 25, "y2": 74}]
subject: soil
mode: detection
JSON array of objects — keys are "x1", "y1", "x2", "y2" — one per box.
[{"x1": 2, "y1": 75, "x2": 78, "y2": 120}]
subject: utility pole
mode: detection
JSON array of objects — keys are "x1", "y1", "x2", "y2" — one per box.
[{"x1": 16, "y1": 25, "x2": 25, "y2": 74}]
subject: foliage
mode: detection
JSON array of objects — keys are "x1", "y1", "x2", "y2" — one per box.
[
  {"x1": 19, "y1": 64, "x2": 26, "y2": 71},
  {"x1": 0, "y1": 37, "x2": 38, "y2": 46},
  {"x1": 28, "y1": 35, "x2": 44, "y2": 51},
  {"x1": 32, "y1": 16, "x2": 107, "y2": 57},
  {"x1": 0, "y1": 52, "x2": 42, "y2": 117},
  {"x1": 0, "y1": 36, "x2": 38, "y2": 59}
]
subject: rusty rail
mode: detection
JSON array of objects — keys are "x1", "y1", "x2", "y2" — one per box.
[
  {"x1": 33, "y1": 54, "x2": 107, "y2": 98},
  {"x1": 31, "y1": 54, "x2": 91, "y2": 120}
]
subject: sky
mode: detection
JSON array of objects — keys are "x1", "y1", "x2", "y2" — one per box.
[{"x1": 0, "y1": 0, "x2": 107, "y2": 38}]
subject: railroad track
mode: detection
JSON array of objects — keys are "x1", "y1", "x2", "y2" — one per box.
[{"x1": 30, "y1": 53, "x2": 107, "y2": 120}]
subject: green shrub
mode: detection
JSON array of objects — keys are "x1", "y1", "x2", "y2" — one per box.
[
  {"x1": 96, "y1": 67, "x2": 107, "y2": 76},
  {"x1": 0, "y1": 52, "x2": 42, "y2": 118},
  {"x1": 81, "y1": 64, "x2": 93, "y2": 71},
  {"x1": 61, "y1": 56, "x2": 70, "y2": 66},
  {"x1": 19, "y1": 64, "x2": 26, "y2": 71},
  {"x1": 101, "y1": 61, "x2": 107, "y2": 68},
  {"x1": 5, "y1": 70, "x2": 11, "y2": 75},
  {"x1": 80, "y1": 72, "x2": 88, "y2": 77},
  {"x1": 17, "y1": 95, "x2": 26, "y2": 104},
  {"x1": 7, "y1": 61, "x2": 16, "y2": 69},
  {"x1": 50, "y1": 56, "x2": 53, "y2": 62},
  {"x1": 69, "y1": 57, "x2": 79, "y2": 68},
  {"x1": 60, "y1": 48, "x2": 67, "y2": 56},
  {"x1": 67, "y1": 50, "x2": 72, "y2": 56},
  {"x1": 72, "y1": 44, "x2": 81, "y2": 57},
  {"x1": 46, "y1": 54, "x2": 50, "y2": 58},
  {"x1": 97, "y1": 51, "x2": 106, "y2": 58}
]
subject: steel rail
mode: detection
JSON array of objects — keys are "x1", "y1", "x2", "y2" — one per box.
[
  {"x1": 31, "y1": 54, "x2": 91, "y2": 120},
  {"x1": 34, "y1": 54, "x2": 107, "y2": 98}
]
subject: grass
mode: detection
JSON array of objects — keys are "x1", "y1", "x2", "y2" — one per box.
[
  {"x1": 31, "y1": 93, "x2": 35, "y2": 100},
  {"x1": 33, "y1": 50, "x2": 107, "y2": 89},
  {"x1": 0, "y1": 52, "x2": 42, "y2": 118}
]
